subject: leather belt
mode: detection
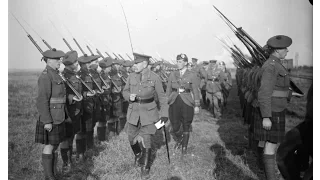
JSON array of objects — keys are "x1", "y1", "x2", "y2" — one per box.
[
  {"x1": 207, "y1": 79, "x2": 219, "y2": 82},
  {"x1": 172, "y1": 88, "x2": 191, "y2": 93},
  {"x1": 50, "y1": 97, "x2": 66, "y2": 104},
  {"x1": 134, "y1": 97, "x2": 154, "y2": 104},
  {"x1": 272, "y1": 90, "x2": 289, "y2": 98}
]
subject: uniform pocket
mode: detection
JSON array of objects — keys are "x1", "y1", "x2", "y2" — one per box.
[
  {"x1": 276, "y1": 70, "x2": 289, "y2": 88},
  {"x1": 50, "y1": 104, "x2": 65, "y2": 121}
]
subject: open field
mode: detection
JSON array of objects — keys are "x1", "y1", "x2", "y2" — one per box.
[{"x1": 8, "y1": 68, "x2": 312, "y2": 180}]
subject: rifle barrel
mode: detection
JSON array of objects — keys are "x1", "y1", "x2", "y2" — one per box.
[{"x1": 73, "y1": 38, "x2": 86, "y2": 55}]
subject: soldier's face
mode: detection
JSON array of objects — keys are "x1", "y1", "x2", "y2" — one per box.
[
  {"x1": 133, "y1": 61, "x2": 147, "y2": 73},
  {"x1": 89, "y1": 60, "x2": 99, "y2": 70},
  {"x1": 71, "y1": 61, "x2": 80, "y2": 72},
  {"x1": 276, "y1": 48, "x2": 289, "y2": 59},
  {"x1": 155, "y1": 65, "x2": 160, "y2": 70},
  {"x1": 176, "y1": 59, "x2": 187, "y2": 70},
  {"x1": 48, "y1": 58, "x2": 62, "y2": 70},
  {"x1": 114, "y1": 64, "x2": 120, "y2": 70}
]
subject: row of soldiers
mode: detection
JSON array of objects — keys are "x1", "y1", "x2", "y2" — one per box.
[
  {"x1": 34, "y1": 47, "x2": 233, "y2": 179},
  {"x1": 235, "y1": 35, "x2": 312, "y2": 180}
]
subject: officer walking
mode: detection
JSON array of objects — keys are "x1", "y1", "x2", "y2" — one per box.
[
  {"x1": 218, "y1": 61, "x2": 232, "y2": 107},
  {"x1": 166, "y1": 54, "x2": 200, "y2": 157},
  {"x1": 60, "y1": 50, "x2": 83, "y2": 172},
  {"x1": 205, "y1": 60, "x2": 223, "y2": 119},
  {"x1": 122, "y1": 52, "x2": 168, "y2": 179},
  {"x1": 200, "y1": 61, "x2": 209, "y2": 108},
  {"x1": 35, "y1": 48, "x2": 66, "y2": 179}
]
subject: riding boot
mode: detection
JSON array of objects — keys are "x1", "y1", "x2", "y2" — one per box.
[
  {"x1": 263, "y1": 154, "x2": 276, "y2": 180},
  {"x1": 140, "y1": 148, "x2": 152, "y2": 179},
  {"x1": 181, "y1": 132, "x2": 190, "y2": 156},
  {"x1": 172, "y1": 127, "x2": 183, "y2": 150},
  {"x1": 42, "y1": 154, "x2": 56, "y2": 180},
  {"x1": 86, "y1": 131, "x2": 94, "y2": 150},
  {"x1": 130, "y1": 142, "x2": 142, "y2": 166},
  {"x1": 97, "y1": 126, "x2": 106, "y2": 141}
]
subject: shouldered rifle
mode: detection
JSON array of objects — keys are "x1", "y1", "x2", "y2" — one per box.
[
  {"x1": 59, "y1": 72, "x2": 83, "y2": 99},
  {"x1": 88, "y1": 73, "x2": 104, "y2": 93},
  {"x1": 75, "y1": 74, "x2": 95, "y2": 94}
]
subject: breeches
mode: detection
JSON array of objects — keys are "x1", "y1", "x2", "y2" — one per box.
[
  {"x1": 126, "y1": 121, "x2": 157, "y2": 148},
  {"x1": 169, "y1": 95, "x2": 194, "y2": 133}
]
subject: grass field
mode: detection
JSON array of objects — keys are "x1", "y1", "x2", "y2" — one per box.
[{"x1": 8, "y1": 68, "x2": 312, "y2": 180}]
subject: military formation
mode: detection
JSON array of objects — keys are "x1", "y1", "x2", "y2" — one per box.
[
  {"x1": 35, "y1": 43, "x2": 235, "y2": 179},
  {"x1": 11, "y1": 4, "x2": 312, "y2": 180}
]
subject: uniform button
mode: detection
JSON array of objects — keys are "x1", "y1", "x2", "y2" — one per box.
[{"x1": 139, "y1": 90, "x2": 141, "y2": 92}]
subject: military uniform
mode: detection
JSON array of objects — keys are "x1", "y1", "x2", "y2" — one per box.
[
  {"x1": 200, "y1": 61, "x2": 209, "y2": 108},
  {"x1": 108, "y1": 59, "x2": 124, "y2": 136},
  {"x1": 219, "y1": 64, "x2": 232, "y2": 105},
  {"x1": 34, "y1": 48, "x2": 66, "y2": 179},
  {"x1": 60, "y1": 50, "x2": 84, "y2": 170},
  {"x1": 166, "y1": 54, "x2": 200, "y2": 155},
  {"x1": 205, "y1": 60, "x2": 223, "y2": 118},
  {"x1": 123, "y1": 53, "x2": 168, "y2": 178},
  {"x1": 78, "y1": 54, "x2": 101, "y2": 149},
  {"x1": 256, "y1": 35, "x2": 293, "y2": 180}
]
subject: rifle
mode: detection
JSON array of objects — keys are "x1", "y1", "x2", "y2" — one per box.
[
  {"x1": 96, "y1": 48, "x2": 105, "y2": 58},
  {"x1": 11, "y1": 11, "x2": 83, "y2": 99}
]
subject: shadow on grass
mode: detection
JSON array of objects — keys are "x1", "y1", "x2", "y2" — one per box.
[
  {"x1": 214, "y1": 81, "x2": 265, "y2": 180},
  {"x1": 150, "y1": 126, "x2": 172, "y2": 167}
]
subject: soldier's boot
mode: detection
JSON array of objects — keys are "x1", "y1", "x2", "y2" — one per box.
[
  {"x1": 174, "y1": 135, "x2": 183, "y2": 150},
  {"x1": 181, "y1": 132, "x2": 190, "y2": 157},
  {"x1": 60, "y1": 148, "x2": 71, "y2": 174},
  {"x1": 140, "y1": 148, "x2": 152, "y2": 179},
  {"x1": 130, "y1": 142, "x2": 143, "y2": 166},
  {"x1": 263, "y1": 154, "x2": 276, "y2": 180},
  {"x1": 42, "y1": 154, "x2": 56, "y2": 180},
  {"x1": 76, "y1": 138, "x2": 86, "y2": 163},
  {"x1": 86, "y1": 131, "x2": 94, "y2": 150},
  {"x1": 97, "y1": 126, "x2": 107, "y2": 142},
  {"x1": 52, "y1": 152, "x2": 59, "y2": 177}
]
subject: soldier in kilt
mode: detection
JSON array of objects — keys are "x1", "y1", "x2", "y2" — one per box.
[
  {"x1": 166, "y1": 54, "x2": 200, "y2": 157},
  {"x1": 60, "y1": 51, "x2": 84, "y2": 172},
  {"x1": 35, "y1": 48, "x2": 66, "y2": 179},
  {"x1": 106, "y1": 58, "x2": 124, "y2": 137},
  {"x1": 88, "y1": 55, "x2": 107, "y2": 144},
  {"x1": 255, "y1": 35, "x2": 293, "y2": 180},
  {"x1": 78, "y1": 54, "x2": 100, "y2": 150},
  {"x1": 98, "y1": 57, "x2": 113, "y2": 141}
]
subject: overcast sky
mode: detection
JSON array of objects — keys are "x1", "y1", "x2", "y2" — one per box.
[{"x1": 8, "y1": 0, "x2": 312, "y2": 69}]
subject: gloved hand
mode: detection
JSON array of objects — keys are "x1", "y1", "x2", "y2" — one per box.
[{"x1": 160, "y1": 117, "x2": 168, "y2": 124}]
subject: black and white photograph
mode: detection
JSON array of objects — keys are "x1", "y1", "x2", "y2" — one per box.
[{"x1": 7, "y1": 0, "x2": 313, "y2": 179}]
